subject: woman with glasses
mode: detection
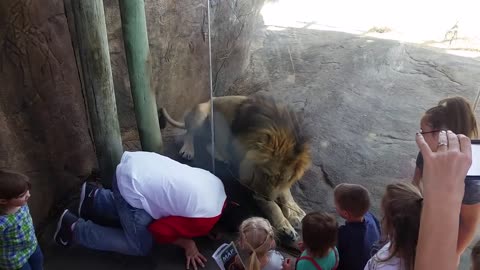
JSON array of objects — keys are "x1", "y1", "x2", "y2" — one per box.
[{"x1": 412, "y1": 96, "x2": 479, "y2": 258}]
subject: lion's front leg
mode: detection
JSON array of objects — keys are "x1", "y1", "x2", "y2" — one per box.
[
  {"x1": 179, "y1": 133, "x2": 195, "y2": 160},
  {"x1": 277, "y1": 189, "x2": 306, "y2": 228},
  {"x1": 253, "y1": 194, "x2": 299, "y2": 242}
]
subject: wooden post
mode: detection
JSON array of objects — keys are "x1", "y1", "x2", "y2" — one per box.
[
  {"x1": 118, "y1": 0, "x2": 163, "y2": 153},
  {"x1": 71, "y1": 0, "x2": 123, "y2": 188}
]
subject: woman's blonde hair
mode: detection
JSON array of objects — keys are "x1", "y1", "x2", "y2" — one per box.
[
  {"x1": 238, "y1": 217, "x2": 275, "y2": 270},
  {"x1": 380, "y1": 182, "x2": 423, "y2": 270}
]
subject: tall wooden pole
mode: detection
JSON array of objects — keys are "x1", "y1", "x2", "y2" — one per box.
[
  {"x1": 71, "y1": 0, "x2": 123, "y2": 188},
  {"x1": 118, "y1": 0, "x2": 163, "y2": 153}
]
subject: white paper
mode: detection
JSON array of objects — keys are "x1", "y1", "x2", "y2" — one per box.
[{"x1": 467, "y1": 143, "x2": 480, "y2": 176}]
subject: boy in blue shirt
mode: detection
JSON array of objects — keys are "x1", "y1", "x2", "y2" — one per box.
[{"x1": 334, "y1": 183, "x2": 381, "y2": 270}]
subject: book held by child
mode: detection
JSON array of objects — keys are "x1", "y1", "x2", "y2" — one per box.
[{"x1": 212, "y1": 241, "x2": 245, "y2": 270}]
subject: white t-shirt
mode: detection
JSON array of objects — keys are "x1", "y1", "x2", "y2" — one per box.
[
  {"x1": 364, "y1": 242, "x2": 404, "y2": 270},
  {"x1": 116, "y1": 151, "x2": 227, "y2": 219}
]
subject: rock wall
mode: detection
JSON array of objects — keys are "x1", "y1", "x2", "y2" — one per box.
[
  {"x1": 0, "y1": 0, "x2": 265, "y2": 227},
  {"x1": 103, "y1": 0, "x2": 265, "y2": 128},
  {"x1": 0, "y1": 0, "x2": 96, "y2": 228}
]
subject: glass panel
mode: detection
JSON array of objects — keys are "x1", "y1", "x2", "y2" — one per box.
[
  {"x1": 105, "y1": 0, "x2": 215, "y2": 170},
  {"x1": 209, "y1": 0, "x2": 480, "y2": 262}
]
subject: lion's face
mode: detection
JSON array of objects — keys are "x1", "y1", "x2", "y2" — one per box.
[
  {"x1": 241, "y1": 142, "x2": 311, "y2": 194},
  {"x1": 264, "y1": 147, "x2": 311, "y2": 189}
]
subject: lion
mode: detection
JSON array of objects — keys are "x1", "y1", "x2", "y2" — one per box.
[{"x1": 158, "y1": 94, "x2": 311, "y2": 242}]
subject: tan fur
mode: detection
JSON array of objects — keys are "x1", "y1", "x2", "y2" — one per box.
[{"x1": 160, "y1": 95, "x2": 311, "y2": 241}]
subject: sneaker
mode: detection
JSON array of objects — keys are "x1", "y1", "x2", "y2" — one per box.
[
  {"x1": 78, "y1": 182, "x2": 98, "y2": 219},
  {"x1": 53, "y1": 209, "x2": 78, "y2": 247}
]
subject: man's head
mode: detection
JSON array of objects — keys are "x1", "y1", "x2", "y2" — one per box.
[{"x1": 334, "y1": 183, "x2": 370, "y2": 221}]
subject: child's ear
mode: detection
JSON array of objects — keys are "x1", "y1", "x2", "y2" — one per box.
[
  {"x1": 269, "y1": 238, "x2": 276, "y2": 249},
  {"x1": 237, "y1": 239, "x2": 244, "y2": 249}
]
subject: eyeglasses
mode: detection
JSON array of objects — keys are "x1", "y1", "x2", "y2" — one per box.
[{"x1": 419, "y1": 129, "x2": 444, "y2": 135}]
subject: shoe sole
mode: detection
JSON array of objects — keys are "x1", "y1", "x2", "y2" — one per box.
[
  {"x1": 78, "y1": 182, "x2": 87, "y2": 217},
  {"x1": 53, "y1": 209, "x2": 69, "y2": 245}
]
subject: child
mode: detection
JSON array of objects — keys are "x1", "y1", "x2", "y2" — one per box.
[
  {"x1": 334, "y1": 183, "x2": 381, "y2": 270},
  {"x1": 364, "y1": 182, "x2": 422, "y2": 270},
  {"x1": 412, "y1": 96, "x2": 479, "y2": 256},
  {"x1": 0, "y1": 169, "x2": 43, "y2": 270},
  {"x1": 236, "y1": 217, "x2": 286, "y2": 270},
  {"x1": 473, "y1": 240, "x2": 480, "y2": 270},
  {"x1": 296, "y1": 212, "x2": 339, "y2": 270}
]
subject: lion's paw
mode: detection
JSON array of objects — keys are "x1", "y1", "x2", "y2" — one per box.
[
  {"x1": 277, "y1": 219, "x2": 299, "y2": 243},
  {"x1": 179, "y1": 143, "x2": 194, "y2": 160},
  {"x1": 287, "y1": 206, "x2": 306, "y2": 228}
]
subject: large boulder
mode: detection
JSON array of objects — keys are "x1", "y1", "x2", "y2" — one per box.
[{"x1": 0, "y1": 0, "x2": 95, "y2": 228}]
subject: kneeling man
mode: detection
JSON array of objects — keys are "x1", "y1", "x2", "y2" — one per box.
[{"x1": 54, "y1": 151, "x2": 226, "y2": 270}]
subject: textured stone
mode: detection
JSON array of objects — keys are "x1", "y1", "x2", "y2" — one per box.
[
  {"x1": 0, "y1": 0, "x2": 95, "y2": 229},
  {"x1": 103, "y1": 0, "x2": 265, "y2": 128}
]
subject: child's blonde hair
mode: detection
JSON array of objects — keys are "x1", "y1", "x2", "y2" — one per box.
[{"x1": 238, "y1": 217, "x2": 275, "y2": 270}]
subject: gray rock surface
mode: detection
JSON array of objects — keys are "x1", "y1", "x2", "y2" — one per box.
[{"x1": 227, "y1": 26, "x2": 480, "y2": 269}]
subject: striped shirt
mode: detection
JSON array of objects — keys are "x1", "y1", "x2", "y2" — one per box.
[{"x1": 0, "y1": 205, "x2": 37, "y2": 270}]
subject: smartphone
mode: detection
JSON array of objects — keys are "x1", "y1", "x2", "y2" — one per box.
[{"x1": 467, "y1": 140, "x2": 480, "y2": 178}]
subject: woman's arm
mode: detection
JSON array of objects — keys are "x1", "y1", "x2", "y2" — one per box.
[
  {"x1": 457, "y1": 204, "x2": 480, "y2": 255},
  {"x1": 414, "y1": 131, "x2": 472, "y2": 270}
]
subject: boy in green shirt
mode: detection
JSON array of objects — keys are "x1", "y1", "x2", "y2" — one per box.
[
  {"x1": 296, "y1": 212, "x2": 339, "y2": 270},
  {"x1": 0, "y1": 170, "x2": 43, "y2": 270}
]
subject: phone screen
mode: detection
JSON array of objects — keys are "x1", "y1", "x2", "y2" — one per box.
[{"x1": 467, "y1": 140, "x2": 480, "y2": 177}]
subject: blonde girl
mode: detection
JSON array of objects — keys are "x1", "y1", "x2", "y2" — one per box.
[{"x1": 237, "y1": 217, "x2": 286, "y2": 270}]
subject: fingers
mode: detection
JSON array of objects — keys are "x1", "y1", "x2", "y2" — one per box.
[
  {"x1": 187, "y1": 255, "x2": 206, "y2": 270},
  {"x1": 199, "y1": 253, "x2": 207, "y2": 263},
  {"x1": 416, "y1": 132, "x2": 433, "y2": 159},
  {"x1": 195, "y1": 256, "x2": 205, "y2": 268},
  {"x1": 446, "y1": 130, "x2": 459, "y2": 151},
  {"x1": 191, "y1": 258, "x2": 197, "y2": 270},
  {"x1": 458, "y1": 134, "x2": 472, "y2": 162},
  {"x1": 437, "y1": 130, "x2": 448, "y2": 151}
]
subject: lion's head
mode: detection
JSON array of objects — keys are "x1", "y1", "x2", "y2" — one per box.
[{"x1": 231, "y1": 94, "x2": 312, "y2": 193}]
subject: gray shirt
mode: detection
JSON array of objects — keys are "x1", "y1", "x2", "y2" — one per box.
[{"x1": 416, "y1": 152, "x2": 480, "y2": 205}]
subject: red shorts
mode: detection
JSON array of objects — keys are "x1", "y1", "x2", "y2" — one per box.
[{"x1": 148, "y1": 203, "x2": 225, "y2": 243}]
